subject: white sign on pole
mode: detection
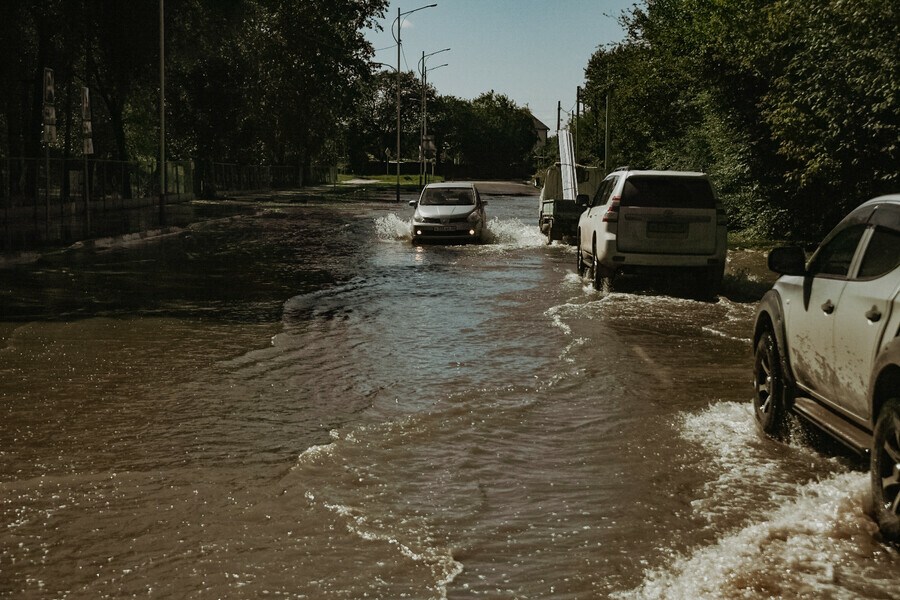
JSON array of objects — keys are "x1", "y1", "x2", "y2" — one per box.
[
  {"x1": 82, "y1": 86, "x2": 94, "y2": 155},
  {"x1": 42, "y1": 67, "x2": 57, "y2": 143},
  {"x1": 558, "y1": 129, "x2": 577, "y2": 202}
]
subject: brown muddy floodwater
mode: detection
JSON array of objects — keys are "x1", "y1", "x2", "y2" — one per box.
[{"x1": 1, "y1": 193, "x2": 898, "y2": 598}]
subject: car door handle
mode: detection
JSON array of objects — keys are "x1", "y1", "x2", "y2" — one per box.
[
  {"x1": 821, "y1": 300, "x2": 835, "y2": 314},
  {"x1": 866, "y1": 306, "x2": 882, "y2": 322}
]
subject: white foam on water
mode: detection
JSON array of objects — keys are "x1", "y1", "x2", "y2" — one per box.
[
  {"x1": 699, "y1": 298, "x2": 755, "y2": 343},
  {"x1": 619, "y1": 401, "x2": 899, "y2": 600},
  {"x1": 700, "y1": 325, "x2": 751, "y2": 343},
  {"x1": 291, "y1": 422, "x2": 464, "y2": 599},
  {"x1": 482, "y1": 217, "x2": 545, "y2": 248},
  {"x1": 544, "y1": 303, "x2": 575, "y2": 335},
  {"x1": 678, "y1": 401, "x2": 845, "y2": 525},
  {"x1": 374, "y1": 213, "x2": 412, "y2": 241},
  {"x1": 616, "y1": 473, "x2": 892, "y2": 600},
  {"x1": 373, "y1": 214, "x2": 544, "y2": 249},
  {"x1": 320, "y1": 498, "x2": 463, "y2": 599}
]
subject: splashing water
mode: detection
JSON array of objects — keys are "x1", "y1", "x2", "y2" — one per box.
[
  {"x1": 482, "y1": 217, "x2": 545, "y2": 248},
  {"x1": 617, "y1": 473, "x2": 888, "y2": 600},
  {"x1": 374, "y1": 214, "x2": 545, "y2": 249},
  {"x1": 374, "y1": 213, "x2": 412, "y2": 241}
]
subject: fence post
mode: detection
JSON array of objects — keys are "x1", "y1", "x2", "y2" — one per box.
[
  {"x1": 84, "y1": 155, "x2": 90, "y2": 237},
  {"x1": 45, "y1": 147, "x2": 50, "y2": 238},
  {"x1": 3, "y1": 158, "x2": 9, "y2": 251},
  {"x1": 32, "y1": 159, "x2": 39, "y2": 239}
]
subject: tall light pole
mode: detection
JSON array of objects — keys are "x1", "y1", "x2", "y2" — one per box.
[
  {"x1": 392, "y1": 4, "x2": 436, "y2": 202},
  {"x1": 418, "y1": 48, "x2": 449, "y2": 186},
  {"x1": 159, "y1": 0, "x2": 166, "y2": 225}
]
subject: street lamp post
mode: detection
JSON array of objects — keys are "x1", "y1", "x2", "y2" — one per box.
[
  {"x1": 159, "y1": 0, "x2": 166, "y2": 225},
  {"x1": 392, "y1": 4, "x2": 436, "y2": 202},
  {"x1": 418, "y1": 48, "x2": 449, "y2": 186}
]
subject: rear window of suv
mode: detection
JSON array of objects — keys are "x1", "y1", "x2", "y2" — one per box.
[{"x1": 620, "y1": 176, "x2": 716, "y2": 209}]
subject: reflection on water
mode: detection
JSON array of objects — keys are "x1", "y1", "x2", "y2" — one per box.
[{"x1": 1, "y1": 194, "x2": 898, "y2": 599}]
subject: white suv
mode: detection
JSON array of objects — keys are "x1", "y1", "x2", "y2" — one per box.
[
  {"x1": 576, "y1": 168, "x2": 727, "y2": 295},
  {"x1": 752, "y1": 195, "x2": 900, "y2": 540}
]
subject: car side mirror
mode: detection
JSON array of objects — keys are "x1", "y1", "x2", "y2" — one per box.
[
  {"x1": 481, "y1": 200, "x2": 488, "y2": 206},
  {"x1": 576, "y1": 194, "x2": 589, "y2": 207},
  {"x1": 408, "y1": 200, "x2": 417, "y2": 207},
  {"x1": 768, "y1": 246, "x2": 806, "y2": 275}
]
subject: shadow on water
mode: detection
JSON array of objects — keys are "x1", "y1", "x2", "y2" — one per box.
[{"x1": 0, "y1": 201, "x2": 353, "y2": 324}]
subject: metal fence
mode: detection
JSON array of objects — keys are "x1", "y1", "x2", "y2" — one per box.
[
  {"x1": 2, "y1": 157, "x2": 334, "y2": 251},
  {"x1": 207, "y1": 163, "x2": 301, "y2": 194},
  {"x1": 0, "y1": 157, "x2": 192, "y2": 209},
  {"x1": 1, "y1": 157, "x2": 193, "y2": 251}
]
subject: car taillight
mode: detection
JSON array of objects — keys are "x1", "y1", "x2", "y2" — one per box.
[
  {"x1": 716, "y1": 208, "x2": 727, "y2": 226},
  {"x1": 602, "y1": 197, "x2": 620, "y2": 223}
]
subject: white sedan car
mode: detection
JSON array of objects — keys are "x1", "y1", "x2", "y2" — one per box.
[{"x1": 409, "y1": 182, "x2": 487, "y2": 244}]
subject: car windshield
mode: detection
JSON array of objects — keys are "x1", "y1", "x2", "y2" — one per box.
[{"x1": 419, "y1": 188, "x2": 475, "y2": 206}]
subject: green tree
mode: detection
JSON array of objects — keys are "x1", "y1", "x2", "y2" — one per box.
[
  {"x1": 761, "y1": 0, "x2": 900, "y2": 229},
  {"x1": 343, "y1": 69, "x2": 434, "y2": 173},
  {"x1": 583, "y1": 0, "x2": 900, "y2": 239},
  {"x1": 429, "y1": 91, "x2": 536, "y2": 178}
]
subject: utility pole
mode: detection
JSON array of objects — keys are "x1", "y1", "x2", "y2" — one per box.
[
  {"x1": 557, "y1": 101, "x2": 561, "y2": 132},
  {"x1": 419, "y1": 50, "x2": 425, "y2": 187},
  {"x1": 392, "y1": 4, "x2": 437, "y2": 201},
  {"x1": 575, "y1": 86, "x2": 580, "y2": 163},
  {"x1": 396, "y1": 6, "x2": 401, "y2": 203},
  {"x1": 604, "y1": 91, "x2": 609, "y2": 174},
  {"x1": 159, "y1": 0, "x2": 166, "y2": 224}
]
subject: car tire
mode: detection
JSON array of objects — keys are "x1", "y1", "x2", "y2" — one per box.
[
  {"x1": 591, "y1": 246, "x2": 612, "y2": 292},
  {"x1": 576, "y1": 244, "x2": 586, "y2": 276},
  {"x1": 698, "y1": 265, "x2": 724, "y2": 300},
  {"x1": 546, "y1": 219, "x2": 556, "y2": 245},
  {"x1": 752, "y1": 329, "x2": 789, "y2": 436},
  {"x1": 871, "y1": 398, "x2": 900, "y2": 542}
]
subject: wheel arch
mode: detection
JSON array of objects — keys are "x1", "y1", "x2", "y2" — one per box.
[
  {"x1": 753, "y1": 288, "x2": 796, "y2": 388},
  {"x1": 871, "y1": 343, "x2": 900, "y2": 426}
]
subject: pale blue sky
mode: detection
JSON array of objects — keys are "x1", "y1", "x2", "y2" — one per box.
[{"x1": 365, "y1": 0, "x2": 639, "y2": 132}]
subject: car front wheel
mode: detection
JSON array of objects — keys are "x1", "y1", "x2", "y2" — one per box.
[
  {"x1": 872, "y1": 398, "x2": 900, "y2": 541},
  {"x1": 753, "y1": 329, "x2": 788, "y2": 436}
]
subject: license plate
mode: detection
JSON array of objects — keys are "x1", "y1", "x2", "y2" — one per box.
[
  {"x1": 434, "y1": 225, "x2": 456, "y2": 232},
  {"x1": 648, "y1": 222, "x2": 687, "y2": 234}
]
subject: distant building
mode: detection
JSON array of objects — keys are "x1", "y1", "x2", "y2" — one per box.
[{"x1": 531, "y1": 113, "x2": 550, "y2": 148}]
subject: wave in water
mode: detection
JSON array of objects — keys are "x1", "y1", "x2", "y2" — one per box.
[
  {"x1": 374, "y1": 214, "x2": 545, "y2": 249},
  {"x1": 288, "y1": 422, "x2": 464, "y2": 599},
  {"x1": 618, "y1": 472, "x2": 891, "y2": 600},
  {"x1": 618, "y1": 401, "x2": 898, "y2": 600}
]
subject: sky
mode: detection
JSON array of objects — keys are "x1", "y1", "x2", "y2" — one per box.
[{"x1": 364, "y1": 0, "x2": 638, "y2": 133}]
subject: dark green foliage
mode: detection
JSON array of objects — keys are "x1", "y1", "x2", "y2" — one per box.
[
  {"x1": 347, "y1": 75, "x2": 540, "y2": 179},
  {"x1": 344, "y1": 70, "x2": 430, "y2": 172},
  {"x1": 0, "y1": 0, "x2": 389, "y2": 169},
  {"x1": 581, "y1": 0, "x2": 900, "y2": 240}
]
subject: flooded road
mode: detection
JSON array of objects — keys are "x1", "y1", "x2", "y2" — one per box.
[{"x1": 1, "y1": 192, "x2": 898, "y2": 598}]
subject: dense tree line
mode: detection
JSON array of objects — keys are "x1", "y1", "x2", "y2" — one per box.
[
  {"x1": 343, "y1": 72, "x2": 538, "y2": 179},
  {"x1": 0, "y1": 0, "x2": 541, "y2": 187},
  {"x1": 0, "y1": 0, "x2": 389, "y2": 170},
  {"x1": 577, "y1": 0, "x2": 900, "y2": 239}
]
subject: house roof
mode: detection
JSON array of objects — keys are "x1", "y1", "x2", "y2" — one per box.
[{"x1": 530, "y1": 113, "x2": 550, "y2": 132}]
